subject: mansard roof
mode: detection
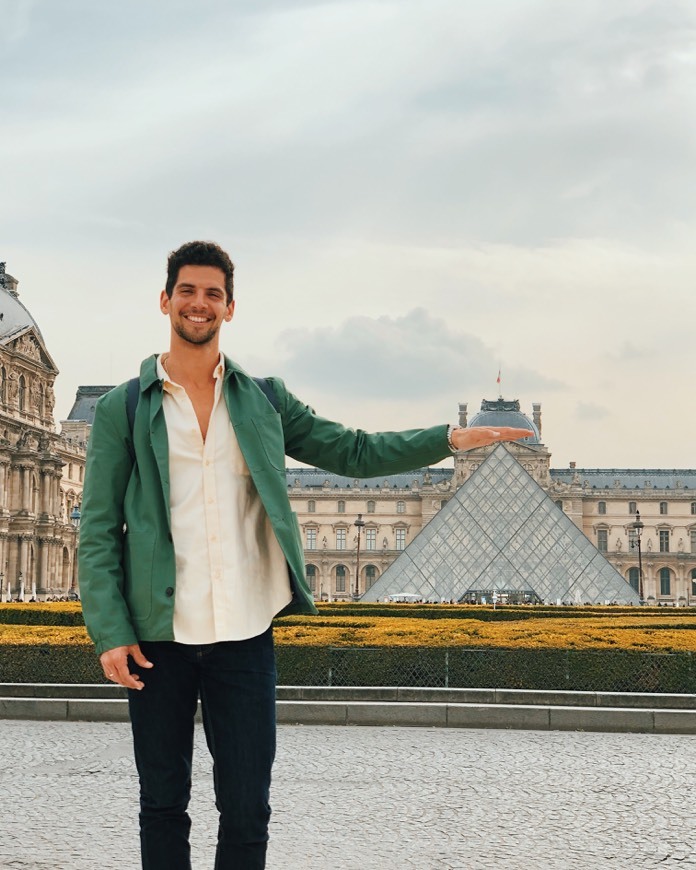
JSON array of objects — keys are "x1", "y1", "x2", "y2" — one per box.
[
  {"x1": 550, "y1": 469, "x2": 696, "y2": 490},
  {"x1": 285, "y1": 467, "x2": 453, "y2": 490},
  {"x1": 66, "y1": 386, "x2": 115, "y2": 423}
]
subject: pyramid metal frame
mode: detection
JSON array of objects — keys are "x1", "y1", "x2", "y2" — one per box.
[{"x1": 361, "y1": 443, "x2": 640, "y2": 605}]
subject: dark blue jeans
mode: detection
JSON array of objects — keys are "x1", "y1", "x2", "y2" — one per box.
[{"x1": 127, "y1": 627, "x2": 276, "y2": 870}]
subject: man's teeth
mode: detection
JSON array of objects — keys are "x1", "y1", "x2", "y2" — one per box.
[{"x1": 186, "y1": 316, "x2": 208, "y2": 323}]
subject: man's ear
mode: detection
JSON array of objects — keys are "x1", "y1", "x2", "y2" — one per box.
[
  {"x1": 160, "y1": 289, "x2": 170, "y2": 315},
  {"x1": 224, "y1": 300, "x2": 235, "y2": 323}
]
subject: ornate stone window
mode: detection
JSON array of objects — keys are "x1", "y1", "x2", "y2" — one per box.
[
  {"x1": 337, "y1": 500, "x2": 345, "y2": 514},
  {"x1": 691, "y1": 502, "x2": 696, "y2": 515},
  {"x1": 659, "y1": 529, "x2": 670, "y2": 553},
  {"x1": 598, "y1": 501, "x2": 606, "y2": 515},
  {"x1": 660, "y1": 501, "x2": 668, "y2": 515},
  {"x1": 306, "y1": 528, "x2": 317, "y2": 550},
  {"x1": 367, "y1": 500, "x2": 375, "y2": 514},
  {"x1": 365, "y1": 528, "x2": 377, "y2": 550},
  {"x1": 307, "y1": 499, "x2": 316, "y2": 513},
  {"x1": 659, "y1": 567, "x2": 671, "y2": 596},
  {"x1": 335, "y1": 528, "x2": 346, "y2": 550},
  {"x1": 306, "y1": 564, "x2": 317, "y2": 592},
  {"x1": 335, "y1": 564, "x2": 347, "y2": 593},
  {"x1": 396, "y1": 500, "x2": 405, "y2": 514},
  {"x1": 596, "y1": 529, "x2": 608, "y2": 552},
  {"x1": 628, "y1": 567, "x2": 639, "y2": 594},
  {"x1": 629, "y1": 501, "x2": 637, "y2": 514},
  {"x1": 365, "y1": 565, "x2": 377, "y2": 589},
  {"x1": 395, "y1": 527, "x2": 406, "y2": 550}
]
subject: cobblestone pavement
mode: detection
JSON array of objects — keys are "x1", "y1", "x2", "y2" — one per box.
[{"x1": 1, "y1": 721, "x2": 695, "y2": 870}]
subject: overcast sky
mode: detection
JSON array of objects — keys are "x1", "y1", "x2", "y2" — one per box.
[{"x1": 2, "y1": 0, "x2": 695, "y2": 468}]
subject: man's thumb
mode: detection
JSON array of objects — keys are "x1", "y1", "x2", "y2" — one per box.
[{"x1": 130, "y1": 645, "x2": 154, "y2": 668}]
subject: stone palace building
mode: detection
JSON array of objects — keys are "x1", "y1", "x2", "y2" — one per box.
[
  {"x1": 7, "y1": 255, "x2": 689, "y2": 606},
  {"x1": 0, "y1": 264, "x2": 85, "y2": 601}
]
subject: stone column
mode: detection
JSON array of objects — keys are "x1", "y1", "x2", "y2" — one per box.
[{"x1": 21, "y1": 466, "x2": 31, "y2": 511}]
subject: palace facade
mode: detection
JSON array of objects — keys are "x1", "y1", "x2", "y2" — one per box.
[{"x1": 0, "y1": 264, "x2": 85, "y2": 601}]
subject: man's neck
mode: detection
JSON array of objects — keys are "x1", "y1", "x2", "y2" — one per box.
[{"x1": 163, "y1": 339, "x2": 222, "y2": 389}]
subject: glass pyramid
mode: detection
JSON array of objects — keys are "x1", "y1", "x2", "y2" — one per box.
[{"x1": 361, "y1": 444, "x2": 640, "y2": 605}]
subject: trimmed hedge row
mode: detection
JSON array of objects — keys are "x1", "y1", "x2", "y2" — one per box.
[
  {"x1": 2, "y1": 602, "x2": 695, "y2": 628},
  {"x1": 1, "y1": 642, "x2": 693, "y2": 693}
]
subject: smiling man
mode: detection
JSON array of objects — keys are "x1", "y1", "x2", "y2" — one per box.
[{"x1": 78, "y1": 240, "x2": 532, "y2": 870}]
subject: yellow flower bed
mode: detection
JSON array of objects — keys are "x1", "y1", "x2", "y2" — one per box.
[
  {"x1": 1, "y1": 606, "x2": 695, "y2": 653},
  {"x1": 0, "y1": 623, "x2": 90, "y2": 646},
  {"x1": 274, "y1": 614, "x2": 696, "y2": 652}
]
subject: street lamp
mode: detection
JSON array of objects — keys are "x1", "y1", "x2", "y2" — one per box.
[
  {"x1": 353, "y1": 513, "x2": 365, "y2": 601},
  {"x1": 631, "y1": 510, "x2": 644, "y2": 603},
  {"x1": 70, "y1": 505, "x2": 81, "y2": 529}
]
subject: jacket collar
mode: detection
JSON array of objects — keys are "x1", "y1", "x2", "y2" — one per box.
[{"x1": 139, "y1": 353, "x2": 249, "y2": 390}]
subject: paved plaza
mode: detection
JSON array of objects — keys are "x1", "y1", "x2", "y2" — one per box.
[{"x1": 1, "y1": 720, "x2": 694, "y2": 869}]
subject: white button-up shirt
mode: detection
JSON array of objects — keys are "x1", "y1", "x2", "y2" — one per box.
[{"x1": 157, "y1": 354, "x2": 292, "y2": 644}]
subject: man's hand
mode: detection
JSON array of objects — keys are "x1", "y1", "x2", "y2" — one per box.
[
  {"x1": 100, "y1": 644, "x2": 153, "y2": 690},
  {"x1": 451, "y1": 426, "x2": 533, "y2": 452}
]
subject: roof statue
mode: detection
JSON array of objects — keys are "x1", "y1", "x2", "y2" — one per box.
[{"x1": 361, "y1": 443, "x2": 640, "y2": 605}]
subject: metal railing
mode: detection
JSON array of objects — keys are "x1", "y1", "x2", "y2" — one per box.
[{"x1": 275, "y1": 646, "x2": 696, "y2": 694}]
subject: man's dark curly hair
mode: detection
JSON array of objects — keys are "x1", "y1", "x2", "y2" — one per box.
[{"x1": 165, "y1": 241, "x2": 235, "y2": 304}]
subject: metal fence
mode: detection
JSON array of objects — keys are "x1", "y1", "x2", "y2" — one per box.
[{"x1": 275, "y1": 646, "x2": 696, "y2": 694}]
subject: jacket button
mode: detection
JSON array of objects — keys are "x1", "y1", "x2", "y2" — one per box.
[{"x1": 165, "y1": 587, "x2": 174, "y2": 597}]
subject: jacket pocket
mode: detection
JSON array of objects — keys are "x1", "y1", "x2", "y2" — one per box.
[
  {"x1": 123, "y1": 532, "x2": 155, "y2": 621},
  {"x1": 249, "y1": 413, "x2": 287, "y2": 471}
]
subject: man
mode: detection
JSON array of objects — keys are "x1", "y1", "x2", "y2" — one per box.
[{"x1": 79, "y1": 240, "x2": 532, "y2": 870}]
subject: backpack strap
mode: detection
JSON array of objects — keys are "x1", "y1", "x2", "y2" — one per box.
[
  {"x1": 126, "y1": 377, "x2": 140, "y2": 435},
  {"x1": 252, "y1": 377, "x2": 280, "y2": 413}
]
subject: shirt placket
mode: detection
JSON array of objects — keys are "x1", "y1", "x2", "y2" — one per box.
[{"x1": 204, "y1": 371, "x2": 226, "y2": 639}]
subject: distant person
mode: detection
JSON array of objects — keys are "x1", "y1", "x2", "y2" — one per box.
[{"x1": 78, "y1": 240, "x2": 531, "y2": 870}]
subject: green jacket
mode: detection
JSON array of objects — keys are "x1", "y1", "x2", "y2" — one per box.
[{"x1": 79, "y1": 354, "x2": 451, "y2": 655}]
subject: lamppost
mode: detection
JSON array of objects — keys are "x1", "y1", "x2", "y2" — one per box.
[
  {"x1": 70, "y1": 505, "x2": 81, "y2": 529},
  {"x1": 631, "y1": 510, "x2": 644, "y2": 603},
  {"x1": 353, "y1": 513, "x2": 365, "y2": 601},
  {"x1": 70, "y1": 505, "x2": 81, "y2": 598},
  {"x1": 0, "y1": 572, "x2": 3, "y2": 603}
]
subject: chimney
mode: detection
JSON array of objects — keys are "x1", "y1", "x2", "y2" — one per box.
[
  {"x1": 532, "y1": 403, "x2": 542, "y2": 436},
  {"x1": 458, "y1": 403, "x2": 468, "y2": 427},
  {"x1": 569, "y1": 461, "x2": 576, "y2": 469}
]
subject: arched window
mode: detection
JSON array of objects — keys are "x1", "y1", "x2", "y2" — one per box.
[
  {"x1": 365, "y1": 565, "x2": 377, "y2": 590},
  {"x1": 367, "y1": 500, "x2": 375, "y2": 514},
  {"x1": 307, "y1": 500, "x2": 315, "y2": 513},
  {"x1": 337, "y1": 500, "x2": 345, "y2": 514},
  {"x1": 335, "y1": 565, "x2": 346, "y2": 593},
  {"x1": 628, "y1": 567, "x2": 640, "y2": 594},
  {"x1": 306, "y1": 565, "x2": 317, "y2": 593},
  {"x1": 659, "y1": 501, "x2": 668, "y2": 515},
  {"x1": 691, "y1": 502, "x2": 696, "y2": 515},
  {"x1": 18, "y1": 375, "x2": 26, "y2": 411},
  {"x1": 598, "y1": 501, "x2": 606, "y2": 515},
  {"x1": 629, "y1": 501, "x2": 637, "y2": 514},
  {"x1": 396, "y1": 500, "x2": 405, "y2": 514},
  {"x1": 659, "y1": 567, "x2": 671, "y2": 596}
]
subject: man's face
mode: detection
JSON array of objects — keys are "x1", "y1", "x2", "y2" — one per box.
[{"x1": 160, "y1": 265, "x2": 234, "y2": 346}]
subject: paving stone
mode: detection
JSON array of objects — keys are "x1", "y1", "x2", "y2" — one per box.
[{"x1": 0, "y1": 720, "x2": 694, "y2": 869}]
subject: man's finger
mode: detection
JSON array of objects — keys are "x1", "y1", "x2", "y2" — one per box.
[{"x1": 129, "y1": 645, "x2": 154, "y2": 669}]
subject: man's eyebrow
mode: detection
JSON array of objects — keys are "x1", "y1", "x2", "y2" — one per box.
[{"x1": 176, "y1": 282, "x2": 224, "y2": 292}]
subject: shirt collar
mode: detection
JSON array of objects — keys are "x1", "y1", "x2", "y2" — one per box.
[{"x1": 157, "y1": 352, "x2": 225, "y2": 392}]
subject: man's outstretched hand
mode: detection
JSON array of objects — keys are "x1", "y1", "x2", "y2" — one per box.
[
  {"x1": 451, "y1": 426, "x2": 533, "y2": 452},
  {"x1": 100, "y1": 644, "x2": 153, "y2": 690}
]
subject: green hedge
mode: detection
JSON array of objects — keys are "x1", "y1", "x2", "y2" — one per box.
[{"x1": 1, "y1": 643, "x2": 693, "y2": 692}]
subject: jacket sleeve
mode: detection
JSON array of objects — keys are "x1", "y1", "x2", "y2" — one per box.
[
  {"x1": 267, "y1": 377, "x2": 452, "y2": 477},
  {"x1": 78, "y1": 391, "x2": 139, "y2": 655}
]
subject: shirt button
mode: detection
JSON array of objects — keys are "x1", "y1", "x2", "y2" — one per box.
[{"x1": 165, "y1": 587, "x2": 174, "y2": 597}]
